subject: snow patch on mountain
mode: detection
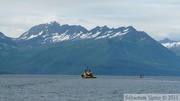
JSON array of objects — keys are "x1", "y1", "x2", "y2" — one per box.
[
  {"x1": 27, "y1": 31, "x2": 43, "y2": 40},
  {"x1": 1, "y1": 36, "x2": 4, "y2": 39},
  {"x1": 96, "y1": 33, "x2": 111, "y2": 39},
  {"x1": 20, "y1": 32, "x2": 28, "y2": 39},
  {"x1": 109, "y1": 32, "x2": 127, "y2": 38},
  {"x1": 42, "y1": 34, "x2": 49, "y2": 38},
  {"x1": 124, "y1": 28, "x2": 130, "y2": 32},
  {"x1": 51, "y1": 33, "x2": 70, "y2": 42},
  {"x1": 162, "y1": 42, "x2": 180, "y2": 48},
  {"x1": 71, "y1": 31, "x2": 84, "y2": 39},
  {"x1": 0, "y1": 43, "x2": 7, "y2": 46},
  {"x1": 91, "y1": 32, "x2": 101, "y2": 38},
  {"x1": 80, "y1": 33, "x2": 90, "y2": 39},
  {"x1": 140, "y1": 38, "x2": 146, "y2": 41}
]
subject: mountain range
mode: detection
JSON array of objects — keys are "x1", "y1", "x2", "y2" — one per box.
[
  {"x1": 16, "y1": 21, "x2": 136, "y2": 47},
  {"x1": 1, "y1": 21, "x2": 180, "y2": 75}
]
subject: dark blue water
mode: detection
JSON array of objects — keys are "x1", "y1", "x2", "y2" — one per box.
[{"x1": 1, "y1": 75, "x2": 180, "y2": 101}]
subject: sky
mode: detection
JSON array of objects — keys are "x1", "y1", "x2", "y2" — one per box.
[{"x1": 0, "y1": 0, "x2": 180, "y2": 40}]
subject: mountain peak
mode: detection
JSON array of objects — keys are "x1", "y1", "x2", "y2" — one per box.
[
  {"x1": 126, "y1": 26, "x2": 136, "y2": 32},
  {"x1": 101, "y1": 25, "x2": 110, "y2": 30},
  {"x1": 49, "y1": 21, "x2": 60, "y2": 25},
  {"x1": 102, "y1": 25, "x2": 108, "y2": 28},
  {"x1": 159, "y1": 38, "x2": 175, "y2": 43}
]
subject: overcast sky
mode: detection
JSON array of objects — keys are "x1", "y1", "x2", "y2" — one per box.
[{"x1": 0, "y1": 0, "x2": 180, "y2": 40}]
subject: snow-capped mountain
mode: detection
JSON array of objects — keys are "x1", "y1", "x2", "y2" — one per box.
[
  {"x1": 159, "y1": 38, "x2": 180, "y2": 48},
  {"x1": 17, "y1": 21, "x2": 137, "y2": 46},
  {"x1": 159, "y1": 38, "x2": 180, "y2": 56}
]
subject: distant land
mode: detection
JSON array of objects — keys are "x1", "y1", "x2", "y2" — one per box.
[{"x1": 0, "y1": 21, "x2": 180, "y2": 76}]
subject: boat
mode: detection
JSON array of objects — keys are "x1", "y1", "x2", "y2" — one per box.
[
  {"x1": 81, "y1": 66, "x2": 97, "y2": 78},
  {"x1": 140, "y1": 74, "x2": 144, "y2": 78}
]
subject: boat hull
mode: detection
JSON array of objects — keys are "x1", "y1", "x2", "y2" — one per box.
[{"x1": 81, "y1": 75, "x2": 97, "y2": 78}]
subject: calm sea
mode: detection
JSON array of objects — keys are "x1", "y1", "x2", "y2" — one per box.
[{"x1": 1, "y1": 75, "x2": 180, "y2": 101}]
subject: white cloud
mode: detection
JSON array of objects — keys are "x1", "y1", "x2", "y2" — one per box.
[{"x1": 0, "y1": 0, "x2": 180, "y2": 40}]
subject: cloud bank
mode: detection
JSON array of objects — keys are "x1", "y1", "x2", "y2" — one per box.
[{"x1": 0, "y1": 0, "x2": 180, "y2": 40}]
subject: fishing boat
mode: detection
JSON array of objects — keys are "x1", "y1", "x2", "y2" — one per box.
[
  {"x1": 81, "y1": 66, "x2": 97, "y2": 78},
  {"x1": 140, "y1": 74, "x2": 144, "y2": 78}
]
